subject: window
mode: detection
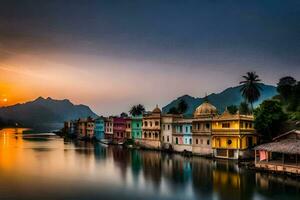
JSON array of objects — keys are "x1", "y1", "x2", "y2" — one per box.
[
  {"x1": 145, "y1": 121, "x2": 148, "y2": 127},
  {"x1": 137, "y1": 123, "x2": 139, "y2": 128},
  {"x1": 227, "y1": 139, "x2": 232, "y2": 145},
  {"x1": 176, "y1": 137, "x2": 178, "y2": 144},
  {"x1": 150, "y1": 121, "x2": 152, "y2": 127},
  {"x1": 148, "y1": 132, "x2": 151, "y2": 138},
  {"x1": 206, "y1": 123, "x2": 210, "y2": 129},
  {"x1": 249, "y1": 123, "x2": 253, "y2": 128},
  {"x1": 185, "y1": 138, "x2": 187, "y2": 144},
  {"x1": 179, "y1": 126, "x2": 182, "y2": 133},
  {"x1": 207, "y1": 139, "x2": 210, "y2": 145},
  {"x1": 196, "y1": 139, "x2": 198, "y2": 144},
  {"x1": 189, "y1": 138, "x2": 192, "y2": 145},
  {"x1": 162, "y1": 136, "x2": 165, "y2": 141},
  {"x1": 144, "y1": 132, "x2": 147, "y2": 138},
  {"x1": 163, "y1": 124, "x2": 165, "y2": 130},
  {"x1": 186, "y1": 126, "x2": 188, "y2": 133},
  {"x1": 155, "y1": 121, "x2": 159, "y2": 126},
  {"x1": 167, "y1": 136, "x2": 169, "y2": 142},
  {"x1": 222, "y1": 123, "x2": 230, "y2": 128},
  {"x1": 155, "y1": 132, "x2": 158, "y2": 138}
]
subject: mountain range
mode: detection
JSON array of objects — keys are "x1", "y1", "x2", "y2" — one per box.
[
  {"x1": 0, "y1": 97, "x2": 98, "y2": 131},
  {"x1": 162, "y1": 83, "x2": 277, "y2": 116},
  {"x1": 0, "y1": 83, "x2": 277, "y2": 131}
]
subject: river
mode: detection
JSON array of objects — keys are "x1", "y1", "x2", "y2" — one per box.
[{"x1": 0, "y1": 128, "x2": 299, "y2": 200}]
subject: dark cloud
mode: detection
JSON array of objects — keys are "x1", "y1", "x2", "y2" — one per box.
[{"x1": 0, "y1": 0, "x2": 299, "y2": 74}]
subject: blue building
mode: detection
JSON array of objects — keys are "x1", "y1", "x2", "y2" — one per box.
[{"x1": 94, "y1": 117, "x2": 105, "y2": 141}]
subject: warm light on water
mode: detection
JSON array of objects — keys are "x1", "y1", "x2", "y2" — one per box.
[{"x1": 0, "y1": 128, "x2": 299, "y2": 200}]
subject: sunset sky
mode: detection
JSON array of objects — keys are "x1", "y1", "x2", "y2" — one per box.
[{"x1": 0, "y1": 0, "x2": 299, "y2": 115}]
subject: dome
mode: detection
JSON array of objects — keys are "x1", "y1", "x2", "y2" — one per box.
[
  {"x1": 194, "y1": 102, "x2": 217, "y2": 117},
  {"x1": 152, "y1": 105, "x2": 161, "y2": 114}
]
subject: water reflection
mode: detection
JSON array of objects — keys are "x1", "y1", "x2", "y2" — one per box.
[{"x1": 0, "y1": 128, "x2": 300, "y2": 200}]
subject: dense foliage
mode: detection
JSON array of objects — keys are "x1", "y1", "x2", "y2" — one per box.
[
  {"x1": 227, "y1": 105, "x2": 238, "y2": 114},
  {"x1": 254, "y1": 100, "x2": 287, "y2": 141}
]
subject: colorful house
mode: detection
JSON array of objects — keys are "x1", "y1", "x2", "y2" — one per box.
[
  {"x1": 161, "y1": 114, "x2": 182, "y2": 150},
  {"x1": 125, "y1": 117, "x2": 132, "y2": 139},
  {"x1": 78, "y1": 118, "x2": 87, "y2": 139},
  {"x1": 131, "y1": 115, "x2": 143, "y2": 140},
  {"x1": 172, "y1": 118, "x2": 193, "y2": 152},
  {"x1": 212, "y1": 109, "x2": 258, "y2": 159},
  {"x1": 86, "y1": 117, "x2": 95, "y2": 139},
  {"x1": 141, "y1": 105, "x2": 162, "y2": 149},
  {"x1": 192, "y1": 102, "x2": 217, "y2": 156},
  {"x1": 94, "y1": 117, "x2": 105, "y2": 141},
  {"x1": 105, "y1": 117, "x2": 114, "y2": 140},
  {"x1": 113, "y1": 117, "x2": 127, "y2": 143}
]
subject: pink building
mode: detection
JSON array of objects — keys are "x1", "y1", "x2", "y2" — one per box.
[{"x1": 113, "y1": 117, "x2": 127, "y2": 143}]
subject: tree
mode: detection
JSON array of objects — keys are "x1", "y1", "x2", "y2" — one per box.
[
  {"x1": 227, "y1": 105, "x2": 238, "y2": 114},
  {"x1": 240, "y1": 72, "x2": 262, "y2": 112},
  {"x1": 120, "y1": 112, "x2": 128, "y2": 118},
  {"x1": 177, "y1": 100, "x2": 188, "y2": 114},
  {"x1": 239, "y1": 102, "x2": 251, "y2": 115},
  {"x1": 254, "y1": 100, "x2": 287, "y2": 142},
  {"x1": 168, "y1": 107, "x2": 179, "y2": 114},
  {"x1": 287, "y1": 81, "x2": 300, "y2": 112},
  {"x1": 277, "y1": 76, "x2": 297, "y2": 101},
  {"x1": 129, "y1": 104, "x2": 145, "y2": 116}
]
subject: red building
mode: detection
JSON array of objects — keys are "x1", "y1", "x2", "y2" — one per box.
[{"x1": 113, "y1": 117, "x2": 127, "y2": 143}]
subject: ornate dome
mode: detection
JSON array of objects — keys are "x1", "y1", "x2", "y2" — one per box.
[
  {"x1": 152, "y1": 105, "x2": 161, "y2": 114},
  {"x1": 194, "y1": 102, "x2": 217, "y2": 117}
]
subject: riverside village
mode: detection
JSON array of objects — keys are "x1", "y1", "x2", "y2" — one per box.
[{"x1": 63, "y1": 74, "x2": 300, "y2": 176}]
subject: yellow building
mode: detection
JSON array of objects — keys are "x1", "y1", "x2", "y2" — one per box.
[{"x1": 212, "y1": 109, "x2": 258, "y2": 159}]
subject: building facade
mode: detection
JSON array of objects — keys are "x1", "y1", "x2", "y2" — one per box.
[
  {"x1": 94, "y1": 117, "x2": 105, "y2": 141},
  {"x1": 113, "y1": 117, "x2": 127, "y2": 143},
  {"x1": 131, "y1": 115, "x2": 143, "y2": 140},
  {"x1": 105, "y1": 117, "x2": 114, "y2": 140},
  {"x1": 192, "y1": 102, "x2": 217, "y2": 156},
  {"x1": 78, "y1": 118, "x2": 87, "y2": 139},
  {"x1": 86, "y1": 117, "x2": 95, "y2": 139},
  {"x1": 161, "y1": 114, "x2": 182, "y2": 150},
  {"x1": 141, "y1": 105, "x2": 162, "y2": 149},
  {"x1": 212, "y1": 109, "x2": 258, "y2": 159},
  {"x1": 125, "y1": 118, "x2": 132, "y2": 139},
  {"x1": 173, "y1": 118, "x2": 193, "y2": 152}
]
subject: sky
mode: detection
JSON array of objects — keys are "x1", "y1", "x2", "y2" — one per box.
[{"x1": 0, "y1": 0, "x2": 299, "y2": 115}]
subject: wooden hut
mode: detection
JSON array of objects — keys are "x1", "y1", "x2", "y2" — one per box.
[{"x1": 254, "y1": 130, "x2": 300, "y2": 174}]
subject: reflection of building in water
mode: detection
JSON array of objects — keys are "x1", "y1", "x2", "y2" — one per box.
[
  {"x1": 255, "y1": 172, "x2": 300, "y2": 194},
  {"x1": 112, "y1": 147, "x2": 131, "y2": 181},
  {"x1": 93, "y1": 143, "x2": 107, "y2": 160},
  {"x1": 212, "y1": 160, "x2": 255, "y2": 200},
  {"x1": 131, "y1": 149, "x2": 142, "y2": 181},
  {"x1": 141, "y1": 150, "x2": 162, "y2": 189},
  {"x1": 191, "y1": 157, "x2": 214, "y2": 199}
]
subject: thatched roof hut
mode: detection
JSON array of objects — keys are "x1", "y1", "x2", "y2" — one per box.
[{"x1": 254, "y1": 130, "x2": 300, "y2": 154}]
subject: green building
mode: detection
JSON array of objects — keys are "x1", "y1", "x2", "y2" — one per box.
[{"x1": 131, "y1": 115, "x2": 143, "y2": 140}]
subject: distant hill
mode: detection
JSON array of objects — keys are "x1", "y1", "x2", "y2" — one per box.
[
  {"x1": 162, "y1": 83, "x2": 277, "y2": 116},
  {"x1": 0, "y1": 97, "x2": 98, "y2": 131}
]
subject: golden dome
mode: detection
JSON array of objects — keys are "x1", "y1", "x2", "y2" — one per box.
[
  {"x1": 194, "y1": 102, "x2": 217, "y2": 117},
  {"x1": 152, "y1": 105, "x2": 161, "y2": 114}
]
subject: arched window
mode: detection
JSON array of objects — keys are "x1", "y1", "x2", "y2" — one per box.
[{"x1": 176, "y1": 137, "x2": 178, "y2": 144}]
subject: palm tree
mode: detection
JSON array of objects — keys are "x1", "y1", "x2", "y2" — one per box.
[
  {"x1": 129, "y1": 104, "x2": 145, "y2": 116},
  {"x1": 240, "y1": 72, "x2": 262, "y2": 112}
]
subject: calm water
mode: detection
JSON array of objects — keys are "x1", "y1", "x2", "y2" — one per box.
[{"x1": 0, "y1": 128, "x2": 299, "y2": 200}]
